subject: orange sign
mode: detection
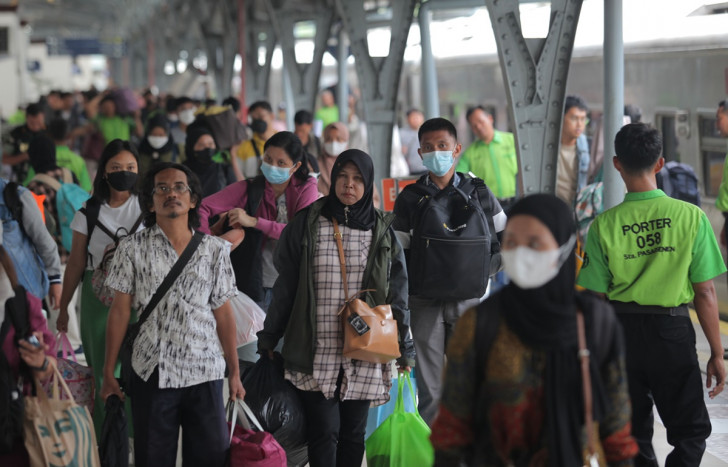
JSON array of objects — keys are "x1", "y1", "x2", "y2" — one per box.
[{"x1": 380, "y1": 177, "x2": 420, "y2": 212}]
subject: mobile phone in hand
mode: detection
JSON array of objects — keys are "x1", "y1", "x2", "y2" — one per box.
[{"x1": 26, "y1": 335, "x2": 41, "y2": 348}]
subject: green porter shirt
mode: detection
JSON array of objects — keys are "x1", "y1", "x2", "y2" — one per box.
[
  {"x1": 96, "y1": 116, "x2": 133, "y2": 143},
  {"x1": 715, "y1": 150, "x2": 728, "y2": 212},
  {"x1": 456, "y1": 130, "x2": 518, "y2": 199},
  {"x1": 577, "y1": 190, "x2": 726, "y2": 307}
]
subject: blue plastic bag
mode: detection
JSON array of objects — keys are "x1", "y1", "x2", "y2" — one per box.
[{"x1": 365, "y1": 370, "x2": 417, "y2": 439}]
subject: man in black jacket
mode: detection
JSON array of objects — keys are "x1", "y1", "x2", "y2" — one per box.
[{"x1": 393, "y1": 117, "x2": 506, "y2": 424}]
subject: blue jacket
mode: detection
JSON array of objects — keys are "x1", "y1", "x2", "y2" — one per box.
[{"x1": 576, "y1": 134, "x2": 590, "y2": 194}]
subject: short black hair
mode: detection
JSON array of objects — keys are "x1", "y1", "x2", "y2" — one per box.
[
  {"x1": 406, "y1": 108, "x2": 423, "y2": 118},
  {"x1": 175, "y1": 96, "x2": 194, "y2": 110},
  {"x1": 248, "y1": 101, "x2": 273, "y2": 114},
  {"x1": 465, "y1": 105, "x2": 490, "y2": 122},
  {"x1": 100, "y1": 95, "x2": 116, "y2": 107},
  {"x1": 264, "y1": 131, "x2": 310, "y2": 182},
  {"x1": 26, "y1": 103, "x2": 43, "y2": 117},
  {"x1": 294, "y1": 110, "x2": 313, "y2": 125},
  {"x1": 564, "y1": 95, "x2": 588, "y2": 114},
  {"x1": 139, "y1": 162, "x2": 202, "y2": 229},
  {"x1": 48, "y1": 118, "x2": 69, "y2": 142},
  {"x1": 719, "y1": 100, "x2": 728, "y2": 113},
  {"x1": 60, "y1": 91, "x2": 73, "y2": 100},
  {"x1": 624, "y1": 104, "x2": 642, "y2": 123},
  {"x1": 418, "y1": 117, "x2": 458, "y2": 142},
  {"x1": 614, "y1": 123, "x2": 662, "y2": 174},
  {"x1": 93, "y1": 139, "x2": 140, "y2": 202},
  {"x1": 222, "y1": 96, "x2": 241, "y2": 113}
]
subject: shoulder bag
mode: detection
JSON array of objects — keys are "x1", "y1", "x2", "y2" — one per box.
[
  {"x1": 332, "y1": 218, "x2": 400, "y2": 364},
  {"x1": 119, "y1": 230, "x2": 204, "y2": 389}
]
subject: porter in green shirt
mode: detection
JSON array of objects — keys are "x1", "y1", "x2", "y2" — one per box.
[
  {"x1": 456, "y1": 130, "x2": 518, "y2": 199},
  {"x1": 578, "y1": 190, "x2": 725, "y2": 306}
]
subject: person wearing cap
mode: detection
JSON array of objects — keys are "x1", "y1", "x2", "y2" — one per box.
[
  {"x1": 137, "y1": 114, "x2": 179, "y2": 177},
  {"x1": 578, "y1": 123, "x2": 726, "y2": 466},
  {"x1": 183, "y1": 125, "x2": 236, "y2": 198}
]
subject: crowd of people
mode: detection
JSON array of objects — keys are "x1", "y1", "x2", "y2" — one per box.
[{"x1": 1, "y1": 86, "x2": 728, "y2": 467}]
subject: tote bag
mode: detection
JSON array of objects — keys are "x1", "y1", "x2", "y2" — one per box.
[
  {"x1": 227, "y1": 399, "x2": 287, "y2": 467},
  {"x1": 24, "y1": 361, "x2": 101, "y2": 467},
  {"x1": 43, "y1": 332, "x2": 95, "y2": 414},
  {"x1": 365, "y1": 372, "x2": 433, "y2": 467}
]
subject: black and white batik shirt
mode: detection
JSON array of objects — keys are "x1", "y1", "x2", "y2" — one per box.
[{"x1": 106, "y1": 224, "x2": 237, "y2": 389}]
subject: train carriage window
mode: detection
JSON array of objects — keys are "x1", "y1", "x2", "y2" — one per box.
[
  {"x1": 697, "y1": 110, "x2": 728, "y2": 198},
  {"x1": 654, "y1": 109, "x2": 690, "y2": 163}
]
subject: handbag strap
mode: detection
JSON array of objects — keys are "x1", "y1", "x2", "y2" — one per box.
[
  {"x1": 136, "y1": 230, "x2": 204, "y2": 329},
  {"x1": 577, "y1": 310, "x2": 597, "y2": 459},
  {"x1": 332, "y1": 218, "x2": 350, "y2": 300}
]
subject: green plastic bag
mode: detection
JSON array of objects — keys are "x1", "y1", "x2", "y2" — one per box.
[{"x1": 365, "y1": 372, "x2": 434, "y2": 467}]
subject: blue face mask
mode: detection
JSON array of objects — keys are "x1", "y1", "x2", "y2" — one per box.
[
  {"x1": 260, "y1": 162, "x2": 293, "y2": 185},
  {"x1": 421, "y1": 151, "x2": 454, "y2": 177}
]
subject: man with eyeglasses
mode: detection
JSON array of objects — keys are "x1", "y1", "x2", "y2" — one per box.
[
  {"x1": 101, "y1": 162, "x2": 244, "y2": 466},
  {"x1": 557, "y1": 95, "x2": 591, "y2": 206}
]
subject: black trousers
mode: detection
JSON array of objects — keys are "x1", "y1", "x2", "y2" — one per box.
[
  {"x1": 617, "y1": 312, "x2": 711, "y2": 467},
  {"x1": 296, "y1": 370, "x2": 371, "y2": 467},
  {"x1": 130, "y1": 369, "x2": 229, "y2": 467}
]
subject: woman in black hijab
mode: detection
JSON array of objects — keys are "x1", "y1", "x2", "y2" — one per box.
[
  {"x1": 183, "y1": 124, "x2": 236, "y2": 197},
  {"x1": 136, "y1": 114, "x2": 178, "y2": 177},
  {"x1": 431, "y1": 194, "x2": 637, "y2": 466},
  {"x1": 258, "y1": 149, "x2": 415, "y2": 467}
]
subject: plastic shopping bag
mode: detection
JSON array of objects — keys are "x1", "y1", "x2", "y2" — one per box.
[
  {"x1": 243, "y1": 355, "x2": 308, "y2": 466},
  {"x1": 227, "y1": 399, "x2": 287, "y2": 467},
  {"x1": 24, "y1": 361, "x2": 101, "y2": 467},
  {"x1": 365, "y1": 369, "x2": 418, "y2": 439},
  {"x1": 230, "y1": 293, "x2": 266, "y2": 347},
  {"x1": 44, "y1": 332, "x2": 95, "y2": 414},
  {"x1": 365, "y1": 372, "x2": 434, "y2": 467},
  {"x1": 99, "y1": 394, "x2": 128, "y2": 467}
]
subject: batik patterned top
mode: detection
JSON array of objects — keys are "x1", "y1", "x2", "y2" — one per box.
[
  {"x1": 430, "y1": 309, "x2": 638, "y2": 466},
  {"x1": 106, "y1": 225, "x2": 238, "y2": 388},
  {"x1": 286, "y1": 217, "x2": 392, "y2": 404}
]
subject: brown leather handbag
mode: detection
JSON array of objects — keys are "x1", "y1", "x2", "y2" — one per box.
[{"x1": 333, "y1": 218, "x2": 401, "y2": 364}]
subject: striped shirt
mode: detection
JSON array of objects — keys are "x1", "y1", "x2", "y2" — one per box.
[
  {"x1": 286, "y1": 217, "x2": 392, "y2": 405},
  {"x1": 106, "y1": 225, "x2": 238, "y2": 388}
]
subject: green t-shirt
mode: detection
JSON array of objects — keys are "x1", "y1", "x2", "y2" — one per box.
[
  {"x1": 96, "y1": 116, "x2": 133, "y2": 143},
  {"x1": 314, "y1": 106, "x2": 340, "y2": 129},
  {"x1": 456, "y1": 130, "x2": 518, "y2": 199},
  {"x1": 715, "y1": 150, "x2": 728, "y2": 211},
  {"x1": 577, "y1": 189, "x2": 726, "y2": 306},
  {"x1": 24, "y1": 145, "x2": 92, "y2": 192}
]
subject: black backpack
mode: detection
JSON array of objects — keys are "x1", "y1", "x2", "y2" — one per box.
[
  {"x1": 657, "y1": 161, "x2": 701, "y2": 207},
  {"x1": 407, "y1": 177, "x2": 493, "y2": 300},
  {"x1": 228, "y1": 176, "x2": 266, "y2": 302}
]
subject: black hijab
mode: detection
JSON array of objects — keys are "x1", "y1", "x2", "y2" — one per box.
[
  {"x1": 499, "y1": 194, "x2": 606, "y2": 466},
  {"x1": 321, "y1": 149, "x2": 376, "y2": 231}
]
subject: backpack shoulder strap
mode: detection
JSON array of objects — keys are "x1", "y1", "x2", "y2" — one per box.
[
  {"x1": 405, "y1": 175, "x2": 438, "y2": 198},
  {"x1": 245, "y1": 175, "x2": 266, "y2": 215},
  {"x1": 80, "y1": 197, "x2": 103, "y2": 244},
  {"x1": 251, "y1": 138, "x2": 261, "y2": 159}
]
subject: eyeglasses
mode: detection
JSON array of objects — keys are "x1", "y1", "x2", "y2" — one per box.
[
  {"x1": 152, "y1": 184, "x2": 191, "y2": 195},
  {"x1": 567, "y1": 116, "x2": 589, "y2": 125}
]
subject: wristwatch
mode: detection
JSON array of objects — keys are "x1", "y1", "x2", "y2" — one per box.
[{"x1": 29, "y1": 357, "x2": 49, "y2": 372}]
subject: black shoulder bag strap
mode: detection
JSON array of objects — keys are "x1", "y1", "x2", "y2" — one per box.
[{"x1": 135, "y1": 230, "x2": 204, "y2": 327}]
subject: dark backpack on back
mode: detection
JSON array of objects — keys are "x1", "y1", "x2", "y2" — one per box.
[
  {"x1": 407, "y1": 177, "x2": 492, "y2": 300},
  {"x1": 229, "y1": 176, "x2": 266, "y2": 302},
  {"x1": 657, "y1": 161, "x2": 701, "y2": 207}
]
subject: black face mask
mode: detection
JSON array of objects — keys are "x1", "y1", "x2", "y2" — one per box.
[
  {"x1": 193, "y1": 148, "x2": 215, "y2": 166},
  {"x1": 106, "y1": 171, "x2": 138, "y2": 192},
  {"x1": 250, "y1": 119, "x2": 267, "y2": 135}
]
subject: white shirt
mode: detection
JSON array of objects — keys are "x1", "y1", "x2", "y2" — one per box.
[
  {"x1": 105, "y1": 225, "x2": 237, "y2": 388},
  {"x1": 70, "y1": 195, "x2": 144, "y2": 269}
]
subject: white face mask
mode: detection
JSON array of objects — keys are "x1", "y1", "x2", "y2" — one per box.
[
  {"x1": 324, "y1": 141, "x2": 347, "y2": 157},
  {"x1": 501, "y1": 235, "x2": 576, "y2": 289},
  {"x1": 179, "y1": 108, "x2": 196, "y2": 125},
  {"x1": 147, "y1": 135, "x2": 169, "y2": 149}
]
